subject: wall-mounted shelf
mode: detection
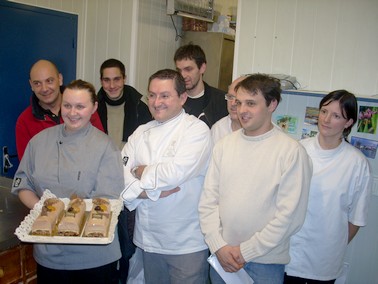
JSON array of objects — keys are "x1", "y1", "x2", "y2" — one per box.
[{"x1": 167, "y1": 0, "x2": 214, "y2": 23}]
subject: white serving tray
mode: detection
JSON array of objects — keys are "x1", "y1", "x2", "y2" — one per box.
[{"x1": 15, "y1": 189, "x2": 123, "y2": 245}]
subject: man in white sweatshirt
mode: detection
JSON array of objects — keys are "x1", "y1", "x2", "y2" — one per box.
[
  {"x1": 199, "y1": 73, "x2": 312, "y2": 284},
  {"x1": 121, "y1": 69, "x2": 212, "y2": 283}
]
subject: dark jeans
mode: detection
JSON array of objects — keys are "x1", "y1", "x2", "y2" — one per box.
[
  {"x1": 118, "y1": 207, "x2": 136, "y2": 283},
  {"x1": 284, "y1": 273, "x2": 336, "y2": 284},
  {"x1": 37, "y1": 261, "x2": 118, "y2": 284}
]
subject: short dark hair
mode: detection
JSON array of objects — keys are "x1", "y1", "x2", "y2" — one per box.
[
  {"x1": 235, "y1": 73, "x2": 282, "y2": 106},
  {"x1": 148, "y1": 69, "x2": 186, "y2": 96},
  {"x1": 320, "y1": 90, "x2": 357, "y2": 140},
  {"x1": 64, "y1": 79, "x2": 97, "y2": 104},
  {"x1": 100, "y1": 58, "x2": 126, "y2": 78},
  {"x1": 174, "y1": 43, "x2": 206, "y2": 69}
]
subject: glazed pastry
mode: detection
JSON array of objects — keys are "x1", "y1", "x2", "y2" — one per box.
[
  {"x1": 57, "y1": 197, "x2": 86, "y2": 236},
  {"x1": 83, "y1": 198, "x2": 111, "y2": 237},
  {"x1": 30, "y1": 198, "x2": 65, "y2": 236}
]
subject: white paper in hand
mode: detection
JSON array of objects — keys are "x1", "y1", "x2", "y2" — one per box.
[{"x1": 207, "y1": 254, "x2": 254, "y2": 284}]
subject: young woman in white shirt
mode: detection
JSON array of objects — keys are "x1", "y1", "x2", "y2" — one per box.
[{"x1": 285, "y1": 90, "x2": 372, "y2": 283}]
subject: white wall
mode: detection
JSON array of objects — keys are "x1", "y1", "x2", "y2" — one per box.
[
  {"x1": 234, "y1": 0, "x2": 378, "y2": 97},
  {"x1": 10, "y1": 0, "x2": 180, "y2": 95},
  {"x1": 134, "y1": 0, "x2": 181, "y2": 95}
]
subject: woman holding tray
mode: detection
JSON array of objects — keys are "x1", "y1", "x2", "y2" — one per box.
[{"x1": 12, "y1": 79, "x2": 123, "y2": 284}]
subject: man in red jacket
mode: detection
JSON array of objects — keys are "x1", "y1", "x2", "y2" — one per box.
[{"x1": 15, "y1": 59, "x2": 104, "y2": 160}]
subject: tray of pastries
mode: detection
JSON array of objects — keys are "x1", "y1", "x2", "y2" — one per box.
[{"x1": 15, "y1": 190, "x2": 123, "y2": 244}]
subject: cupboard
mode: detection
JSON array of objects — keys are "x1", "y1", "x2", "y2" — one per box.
[{"x1": 0, "y1": 244, "x2": 36, "y2": 284}]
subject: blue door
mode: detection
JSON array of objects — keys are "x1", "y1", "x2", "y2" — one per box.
[{"x1": 0, "y1": 0, "x2": 77, "y2": 177}]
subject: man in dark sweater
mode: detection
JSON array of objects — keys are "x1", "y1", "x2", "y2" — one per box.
[
  {"x1": 97, "y1": 58, "x2": 151, "y2": 284},
  {"x1": 174, "y1": 44, "x2": 228, "y2": 127},
  {"x1": 97, "y1": 58, "x2": 151, "y2": 149}
]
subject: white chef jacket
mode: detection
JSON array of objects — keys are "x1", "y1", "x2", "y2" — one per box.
[
  {"x1": 286, "y1": 135, "x2": 372, "y2": 280},
  {"x1": 121, "y1": 110, "x2": 212, "y2": 255}
]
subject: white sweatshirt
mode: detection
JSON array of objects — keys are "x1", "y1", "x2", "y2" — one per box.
[{"x1": 199, "y1": 127, "x2": 312, "y2": 264}]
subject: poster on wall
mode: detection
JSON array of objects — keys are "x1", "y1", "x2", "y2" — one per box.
[
  {"x1": 350, "y1": 136, "x2": 378, "y2": 159},
  {"x1": 301, "y1": 128, "x2": 318, "y2": 140},
  {"x1": 304, "y1": 107, "x2": 319, "y2": 125},
  {"x1": 275, "y1": 115, "x2": 298, "y2": 134},
  {"x1": 357, "y1": 106, "x2": 378, "y2": 134}
]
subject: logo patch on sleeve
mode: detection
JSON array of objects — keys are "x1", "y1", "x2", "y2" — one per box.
[
  {"x1": 13, "y1": 177, "x2": 22, "y2": 188},
  {"x1": 122, "y1": 156, "x2": 129, "y2": 166}
]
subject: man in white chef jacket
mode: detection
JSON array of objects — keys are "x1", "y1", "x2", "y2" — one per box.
[{"x1": 121, "y1": 69, "x2": 212, "y2": 283}]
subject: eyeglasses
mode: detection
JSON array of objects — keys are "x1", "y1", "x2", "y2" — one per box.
[
  {"x1": 225, "y1": 94, "x2": 236, "y2": 101},
  {"x1": 147, "y1": 93, "x2": 173, "y2": 101}
]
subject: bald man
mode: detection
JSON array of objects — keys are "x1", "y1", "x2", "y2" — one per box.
[{"x1": 15, "y1": 59, "x2": 104, "y2": 160}]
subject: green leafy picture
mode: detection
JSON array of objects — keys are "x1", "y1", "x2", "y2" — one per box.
[
  {"x1": 276, "y1": 115, "x2": 298, "y2": 134},
  {"x1": 357, "y1": 106, "x2": 378, "y2": 134}
]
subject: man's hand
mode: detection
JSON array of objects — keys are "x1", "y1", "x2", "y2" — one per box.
[
  {"x1": 131, "y1": 165, "x2": 146, "y2": 180},
  {"x1": 138, "y1": 187, "x2": 181, "y2": 199},
  {"x1": 160, "y1": 187, "x2": 180, "y2": 197},
  {"x1": 215, "y1": 245, "x2": 245, "y2": 272}
]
